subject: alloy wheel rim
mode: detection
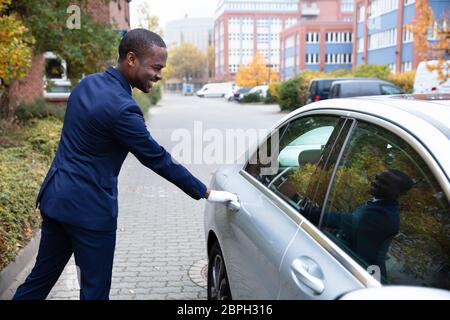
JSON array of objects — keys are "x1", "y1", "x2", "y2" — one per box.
[{"x1": 210, "y1": 254, "x2": 229, "y2": 300}]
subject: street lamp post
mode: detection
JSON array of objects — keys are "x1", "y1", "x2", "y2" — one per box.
[{"x1": 266, "y1": 64, "x2": 274, "y2": 84}]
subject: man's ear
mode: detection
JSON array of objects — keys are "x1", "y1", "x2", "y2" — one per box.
[{"x1": 127, "y1": 52, "x2": 138, "y2": 68}]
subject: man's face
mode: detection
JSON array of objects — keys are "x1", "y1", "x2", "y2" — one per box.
[{"x1": 131, "y1": 46, "x2": 167, "y2": 93}]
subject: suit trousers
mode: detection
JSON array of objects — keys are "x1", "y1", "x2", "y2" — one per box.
[{"x1": 13, "y1": 213, "x2": 116, "y2": 300}]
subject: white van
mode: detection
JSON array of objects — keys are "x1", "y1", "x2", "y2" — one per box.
[
  {"x1": 413, "y1": 60, "x2": 450, "y2": 94},
  {"x1": 196, "y1": 82, "x2": 235, "y2": 98}
]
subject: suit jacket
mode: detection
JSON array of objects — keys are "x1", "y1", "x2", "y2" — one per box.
[
  {"x1": 321, "y1": 199, "x2": 400, "y2": 280},
  {"x1": 37, "y1": 67, "x2": 207, "y2": 231}
]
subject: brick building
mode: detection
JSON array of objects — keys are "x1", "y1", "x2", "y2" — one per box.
[
  {"x1": 10, "y1": 0, "x2": 131, "y2": 105},
  {"x1": 214, "y1": 0, "x2": 300, "y2": 80},
  {"x1": 280, "y1": 0, "x2": 355, "y2": 80}
]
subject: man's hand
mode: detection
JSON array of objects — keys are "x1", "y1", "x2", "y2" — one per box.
[
  {"x1": 207, "y1": 190, "x2": 238, "y2": 203},
  {"x1": 205, "y1": 190, "x2": 211, "y2": 199}
]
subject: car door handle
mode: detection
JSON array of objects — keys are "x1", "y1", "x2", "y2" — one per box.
[
  {"x1": 291, "y1": 259, "x2": 325, "y2": 294},
  {"x1": 226, "y1": 196, "x2": 240, "y2": 212}
]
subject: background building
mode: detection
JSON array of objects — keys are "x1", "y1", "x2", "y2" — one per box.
[
  {"x1": 280, "y1": 0, "x2": 355, "y2": 80},
  {"x1": 164, "y1": 17, "x2": 214, "y2": 93},
  {"x1": 165, "y1": 16, "x2": 214, "y2": 52},
  {"x1": 353, "y1": 0, "x2": 450, "y2": 73},
  {"x1": 214, "y1": 0, "x2": 300, "y2": 80}
]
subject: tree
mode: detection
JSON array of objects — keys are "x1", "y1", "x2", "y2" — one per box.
[
  {"x1": 407, "y1": 0, "x2": 450, "y2": 82},
  {"x1": 0, "y1": 0, "x2": 34, "y2": 119},
  {"x1": 11, "y1": 0, "x2": 120, "y2": 84},
  {"x1": 353, "y1": 64, "x2": 391, "y2": 80},
  {"x1": 207, "y1": 45, "x2": 215, "y2": 80},
  {"x1": 0, "y1": 0, "x2": 120, "y2": 119},
  {"x1": 164, "y1": 43, "x2": 207, "y2": 81},
  {"x1": 235, "y1": 53, "x2": 279, "y2": 87},
  {"x1": 136, "y1": 1, "x2": 164, "y2": 36}
]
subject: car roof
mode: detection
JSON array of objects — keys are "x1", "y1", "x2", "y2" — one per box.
[
  {"x1": 310, "y1": 77, "x2": 375, "y2": 82},
  {"x1": 274, "y1": 94, "x2": 450, "y2": 178},
  {"x1": 331, "y1": 79, "x2": 393, "y2": 85}
]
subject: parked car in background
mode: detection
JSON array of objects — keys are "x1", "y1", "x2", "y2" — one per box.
[
  {"x1": 413, "y1": 60, "x2": 450, "y2": 94},
  {"x1": 232, "y1": 87, "x2": 252, "y2": 102},
  {"x1": 237, "y1": 85, "x2": 269, "y2": 103},
  {"x1": 204, "y1": 93, "x2": 450, "y2": 300},
  {"x1": 248, "y1": 85, "x2": 269, "y2": 99},
  {"x1": 225, "y1": 85, "x2": 240, "y2": 101},
  {"x1": 306, "y1": 78, "x2": 355, "y2": 104},
  {"x1": 196, "y1": 82, "x2": 235, "y2": 98},
  {"x1": 329, "y1": 79, "x2": 403, "y2": 98}
]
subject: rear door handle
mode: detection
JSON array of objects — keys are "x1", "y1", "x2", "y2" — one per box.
[{"x1": 291, "y1": 258, "x2": 325, "y2": 294}]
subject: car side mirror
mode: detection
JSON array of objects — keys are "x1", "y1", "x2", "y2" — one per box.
[{"x1": 339, "y1": 286, "x2": 450, "y2": 300}]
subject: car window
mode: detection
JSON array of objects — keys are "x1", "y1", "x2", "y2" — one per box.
[
  {"x1": 330, "y1": 84, "x2": 340, "y2": 98},
  {"x1": 245, "y1": 116, "x2": 345, "y2": 221},
  {"x1": 341, "y1": 83, "x2": 380, "y2": 97},
  {"x1": 318, "y1": 121, "x2": 450, "y2": 289},
  {"x1": 319, "y1": 80, "x2": 335, "y2": 96},
  {"x1": 381, "y1": 85, "x2": 402, "y2": 95}
]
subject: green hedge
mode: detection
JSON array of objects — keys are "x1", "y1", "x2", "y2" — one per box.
[
  {"x1": 242, "y1": 92, "x2": 262, "y2": 103},
  {"x1": 15, "y1": 98, "x2": 66, "y2": 121},
  {"x1": 132, "y1": 82, "x2": 163, "y2": 118},
  {"x1": 277, "y1": 75, "x2": 307, "y2": 111},
  {"x1": 0, "y1": 118, "x2": 62, "y2": 271}
]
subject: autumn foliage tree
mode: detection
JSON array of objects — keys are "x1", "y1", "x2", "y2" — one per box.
[
  {"x1": 235, "y1": 53, "x2": 279, "y2": 87},
  {"x1": 407, "y1": 0, "x2": 450, "y2": 82},
  {"x1": 0, "y1": 0, "x2": 34, "y2": 119},
  {"x1": 164, "y1": 43, "x2": 207, "y2": 81}
]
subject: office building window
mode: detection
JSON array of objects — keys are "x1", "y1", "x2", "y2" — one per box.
[
  {"x1": 326, "y1": 32, "x2": 353, "y2": 43},
  {"x1": 341, "y1": 0, "x2": 355, "y2": 12},
  {"x1": 369, "y1": 0, "x2": 399, "y2": 18},
  {"x1": 358, "y1": 5, "x2": 366, "y2": 22},
  {"x1": 325, "y1": 53, "x2": 352, "y2": 64},
  {"x1": 306, "y1": 32, "x2": 320, "y2": 43},
  {"x1": 368, "y1": 28, "x2": 397, "y2": 50},
  {"x1": 403, "y1": 27, "x2": 413, "y2": 43},
  {"x1": 305, "y1": 53, "x2": 319, "y2": 64},
  {"x1": 357, "y1": 37, "x2": 365, "y2": 53},
  {"x1": 401, "y1": 61, "x2": 413, "y2": 72}
]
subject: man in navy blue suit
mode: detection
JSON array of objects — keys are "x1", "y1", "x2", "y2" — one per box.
[{"x1": 13, "y1": 29, "x2": 211, "y2": 300}]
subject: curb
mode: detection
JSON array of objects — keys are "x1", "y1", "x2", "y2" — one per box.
[{"x1": 0, "y1": 230, "x2": 41, "y2": 300}]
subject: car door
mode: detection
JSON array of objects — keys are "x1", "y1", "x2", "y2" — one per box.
[
  {"x1": 220, "y1": 114, "x2": 346, "y2": 299},
  {"x1": 278, "y1": 116, "x2": 450, "y2": 299}
]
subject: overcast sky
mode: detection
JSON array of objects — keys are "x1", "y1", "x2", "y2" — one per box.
[{"x1": 130, "y1": 0, "x2": 217, "y2": 31}]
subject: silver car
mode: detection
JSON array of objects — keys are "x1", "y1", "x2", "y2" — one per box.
[{"x1": 204, "y1": 94, "x2": 450, "y2": 300}]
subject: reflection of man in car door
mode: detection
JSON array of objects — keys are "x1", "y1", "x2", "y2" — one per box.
[{"x1": 306, "y1": 169, "x2": 414, "y2": 282}]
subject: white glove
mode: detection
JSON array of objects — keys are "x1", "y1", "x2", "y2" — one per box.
[{"x1": 207, "y1": 190, "x2": 238, "y2": 204}]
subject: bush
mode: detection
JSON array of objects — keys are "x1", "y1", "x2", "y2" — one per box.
[
  {"x1": 0, "y1": 118, "x2": 62, "y2": 271},
  {"x1": 353, "y1": 64, "x2": 391, "y2": 80},
  {"x1": 264, "y1": 91, "x2": 277, "y2": 104},
  {"x1": 277, "y1": 76, "x2": 304, "y2": 111},
  {"x1": 133, "y1": 83, "x2": 163, "y2": 118},
  {"x1": 388, "y1": 71, "x2": 415, "y2": 93},
  {"x1": 149, "y1": 82, "x2": 162, "y2": 105},
  {"x1": 15, "y1": 98, "x2": 66, "y2": 121},
  {"x1": 242, "y1": 92, "x2": 262, "y2": 103}
]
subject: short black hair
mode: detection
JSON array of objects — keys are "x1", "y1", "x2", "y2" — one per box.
[
  {"x1": 118, "y1": 28, "x2": 166, "y2": 62},
  {"x1": 386, "y1": 169, "x2": 415, "y2": 195}
]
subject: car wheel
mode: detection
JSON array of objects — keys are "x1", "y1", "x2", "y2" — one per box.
[{"x1": 207, "y1": 242, "x2": 232, "y2": 300}]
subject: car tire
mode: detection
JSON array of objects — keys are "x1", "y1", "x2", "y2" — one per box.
[{"x1": 207, "y1": 242, "x2": 232, "y2": 300}]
